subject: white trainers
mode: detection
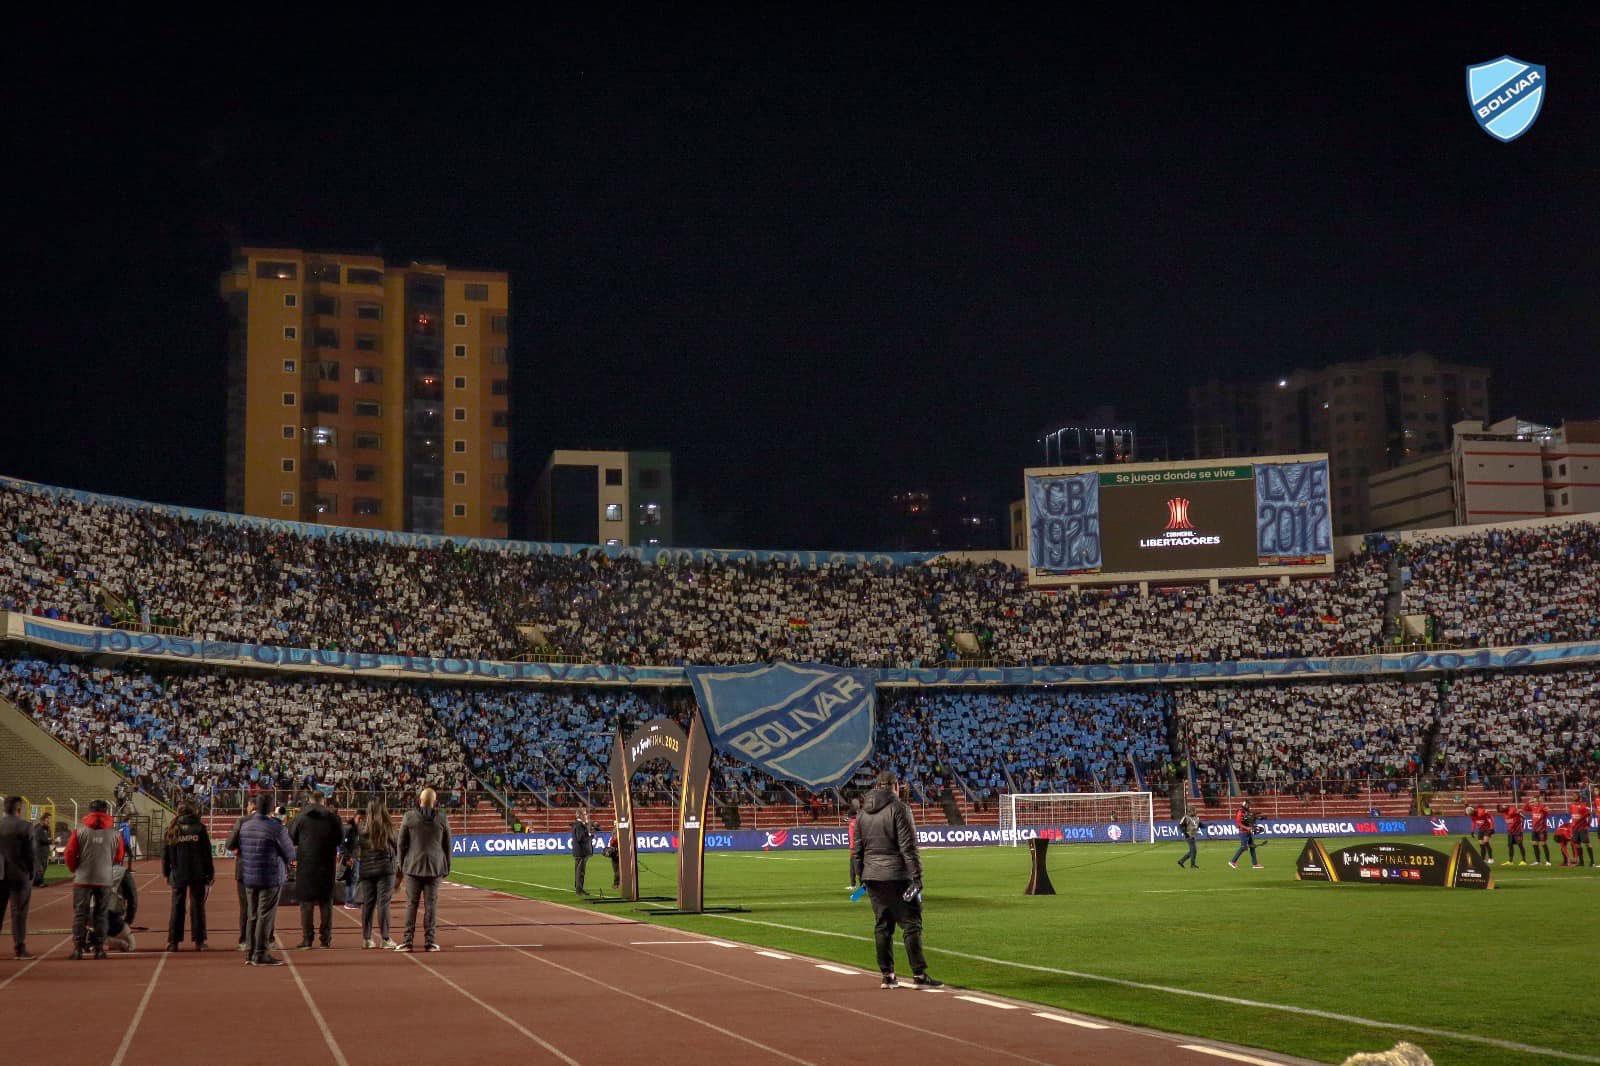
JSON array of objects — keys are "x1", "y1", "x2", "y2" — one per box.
[
  {"x1": 383, "y1": 939, "x2": 400, "y2": 950},
  {"x1": 364, "y1": 938, "x2": 376, "y2": 950}
]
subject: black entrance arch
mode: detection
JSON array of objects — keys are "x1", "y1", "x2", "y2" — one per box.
[{"x1": 607, "y1": 717, "x2": 713, "y2": 913}]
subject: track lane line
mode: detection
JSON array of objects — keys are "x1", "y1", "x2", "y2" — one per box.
[
  {"x1": 1179, "y1": 1046, "x2": 1289, "y2": 1066},
  {"x1": 109, "y1": 954, "x2": 167, "y2": 1066},
  {"x1": 1033, "y1": 1012, "x2": 1108, "y2": 1030},
  {"x1": 402, "y1": 953, "x2": 585, "y2": 1066},
  {"x1": 957, "y1": 994, "x2": 1020, "y2": 1010}
]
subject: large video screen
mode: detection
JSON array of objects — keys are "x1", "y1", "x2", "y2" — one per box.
[{"x1": 1024, "y1": 454, "x2": 1334, "y2": 586}]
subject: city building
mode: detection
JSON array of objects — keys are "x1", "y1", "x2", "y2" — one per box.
[
  {"x1": 882, "y1": 488, "x2": 1001, "y2": 551},
  {"x1": 1037, "y1": 409, "x2": 1140, "y2": 466},
  {"x1": 1365, "y1": 416, "x2": 1600, "y2": 529},
  {"x1": 221, "y1": 247, "x2": 511, "y2": 538},
  {"x1": 1190, "y1": 352, "x2": 1490, "y2": 533},
  {"x1": 532, "y1": 450, "x2": 673, "y2": 547}
]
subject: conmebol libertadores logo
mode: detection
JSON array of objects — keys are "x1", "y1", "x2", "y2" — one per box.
[
  {"x1": 1165, "y1": 497, "x2": 1194, "y2": 532},
  {"x1": 1140, "y1": 496, "x2": 1220, "y2": 550},
  {"x1": 1467, "y1": 56, "x2": 1545, "y2": 143}
]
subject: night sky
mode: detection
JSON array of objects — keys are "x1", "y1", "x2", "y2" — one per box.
[{"x1": 6, "y1": 14, "x2": 1598, "y2": 549}]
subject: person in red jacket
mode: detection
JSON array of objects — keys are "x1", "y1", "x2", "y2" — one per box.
[
  {"x1": 1469, "y1": 806, "x2": 1495, "y2": 865},
  {"x1": 1528, "y1": 800, "x2": 1552, "y2": 866},
  {"x1": 1500, "y1": 804, "x2": 1527, "y2": 865},
  {"x1": 1569, "y1": 801, "x2": 1594, "y2": 868},
  {"x1": 1554, "y1": 823, "x2": 1574, "y2": 867},
  {"x1": 1228, "y1": 802, "x2": 1262, "y2": 870},
  {"x1": 64, "y1": 800, "x2": 127, "y2": 959}
]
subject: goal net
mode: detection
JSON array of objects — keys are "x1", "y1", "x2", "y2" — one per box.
[{"x1": 999, "y1": 791, "x2": 1156, "y2": 845}]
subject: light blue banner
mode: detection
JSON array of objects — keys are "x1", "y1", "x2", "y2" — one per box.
[
  {"x1": 13, "y1": 617, "x2": 1600, "y2": 687},
  {"x1": 687, "y1": 663, "x2": 877, "y2": 789},
  {"x1": 0, "y1": 475, "x2": 937, "y2": 568},
  {"x1": 1254, "y1": 459, "x2": 1333, "y2": 559},
  {"x1": 1026, "y1": 472, "x2": 1101, "y2": 573}
]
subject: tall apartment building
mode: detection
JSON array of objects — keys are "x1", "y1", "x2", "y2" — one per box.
[
  {"x1": 1189, "y1": 352, "x2": 1490, "y2": 533},
  {"x1": 221, "y1": 247, "x2": 511, "y2": 538},
  {"x1": 532, "y1": 450, "x2": 673, "y2": 547}
]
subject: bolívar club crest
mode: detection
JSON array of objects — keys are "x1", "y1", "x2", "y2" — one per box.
[{"x1": 1466, "y1": 56, "x2": 1545, "y2": 143}]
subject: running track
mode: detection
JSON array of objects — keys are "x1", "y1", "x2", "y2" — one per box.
[{"x1": 1, "y1": 865, "x2": 1310, "y2": 1065}]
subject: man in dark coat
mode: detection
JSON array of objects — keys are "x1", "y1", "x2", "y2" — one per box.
[
  {"x1": 397, "y1": 787, "x2": 451, "y2": 952},
  {"x1": 0, "y1": 796, "x2": 38, "y2": 958},
  {"x1": 850, "y1": 770, "x2": 940, "y2": 989},
  {"x1": 32, "y1": 813, "x2": 51, "y2": 887},
  {"x1": 571, "y1": 808, "x2": 593, "y2": 896},
  {"x1": 289, "y1": 794, "x2": 343, "y2": 948},
  {"x1": 237, "y1": 795, "x2": 296, "y2": 966},
  {"x1": 225, "y1": 811, "x2": 251, "y2": 951}
]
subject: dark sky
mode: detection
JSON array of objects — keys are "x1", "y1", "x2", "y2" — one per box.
[{"x1": 5, "y1": 14, "x2": 1597, "y2": 549}]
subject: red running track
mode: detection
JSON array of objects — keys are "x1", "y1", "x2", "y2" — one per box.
[{"x1": 1, "y1": 866, "x2": 1313, "y2": 1065}]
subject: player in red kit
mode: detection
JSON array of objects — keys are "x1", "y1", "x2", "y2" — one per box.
[
  {"x1": 1500, "y1": 804, "x2": 1527, "y2": 865},
  {"x1": 1569, "y1": 800, "x2": 1595, "y2": 868},
  {"x1": 1528, "y1": 799, "x2": 1552, "y2": 866},
  {"x1": 1469, "y1": 806, "x2": 1495, "y2": 865},
  {"x1": 1554, "y1": 823, "x2": 1574, "y2": 867}
]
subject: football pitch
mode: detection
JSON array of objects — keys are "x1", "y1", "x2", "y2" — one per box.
[{"x1": 453, "y1": 837, "x2": 1599, "y2": 1065}]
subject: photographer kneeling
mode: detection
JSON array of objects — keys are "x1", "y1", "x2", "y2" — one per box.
[{"x1": 851, "y1": 770, "x2": 941, "y2": 990}]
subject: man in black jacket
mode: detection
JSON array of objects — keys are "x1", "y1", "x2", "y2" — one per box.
[
  {"x1": 0, "y1": 796, "x2": 38, "y2": 958},
  {"x1": 289, "y1": 794, "x2": 344, "y2": 948},
  {"x1": 571, "y1": 809, "x2": 593, "y2": 896},
  {"x1": 850, "y1": 771, "x2": 941, "y2": 989}
]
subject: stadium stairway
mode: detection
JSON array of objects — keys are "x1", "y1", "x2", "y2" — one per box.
[{"x1": 0, "y1": 694, "x2": 172, "y2": 848}]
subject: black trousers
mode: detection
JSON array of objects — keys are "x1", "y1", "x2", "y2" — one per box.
[
  {"x1": 235, "y1": 879, "x2": 248, "y2": 945},
  {"x1": 168, "y1": 882, "x2": 208, "y2": 945},
  {"x1": 403, "y1": 875, "x2": 438, "y2": 947},
  {"x1": 300, "y1": 897, "x2": 333, "y2": 946},
  {"x1": 0, "y1": 878, "x2": 32, "y2": 948},
  {"x1": 865, "y1": 880, "x2": 927, "y2": 977},
  {"x1": 245, "y1": 887, "x2": 279, "y2": 960},
  {"x1": 72, "y1": 884, "x2": 111, "y2": 947},
  {"x1": 574, "y1": 853, "x2": 589, "y2": 894}
]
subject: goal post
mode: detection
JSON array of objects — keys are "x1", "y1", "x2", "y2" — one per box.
[{"x1": 999, "y1": 791, "x2": 1156, "y2": 845}]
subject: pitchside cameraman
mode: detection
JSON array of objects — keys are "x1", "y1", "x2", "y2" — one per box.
[{"x1": 851, "y1": 770, "x2": 941, "y2": 990}]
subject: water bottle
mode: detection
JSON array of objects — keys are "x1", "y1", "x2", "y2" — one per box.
[{"x1": 849, "y1": 884, "x2": 867, "y2": 902}]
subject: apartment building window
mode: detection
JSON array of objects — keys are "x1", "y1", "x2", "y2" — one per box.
[
  {"x1": 284, "y1": 326, "x2": 298, "y2": 341},
  {"x1": 453, "y1": 313, "x2": 468, "y2": 327},
  {"x1": 491, "y1": 474, "x2": 508, "y2": 491},
  {"x1": 283, "y1": 359, "x2": 296, "y2": 373},
  {"x1": 310, "y1": 426, "x2": 336, "y2": 447},
  {"x1": 280, "y1": 492, "x2": 295, "y2": 506},
  {"x1": 489, "y1": 347, "x2": 509, "y2": 366},
  {"x1": 605, "y1": 538, "x2": 622, "y2": 546},
  {"x1": 354, "y1": 366, "x2": 381, "y2": 384},
  {"x1": 490, "y1": 315, "x2": 508, "y2": 334},
  {"x1": 356, "y1": 303, "x2": 382, "y2": 320},
  {"x1": 313, "y1": 295, "x2": 338, "y2": 315},
  {"x1": 314, "y1": 460, "x2": 336, "y2": 480},
  {"x1": 453, "y1": 504, "x2": 467, "y2": 517},
  {"x1": 1559, "y1": 462, "x2": 1568, "y2": 476},
  {"x1": 314, "y1": 328, "x2": 340, "y2": 349},
  {"x1": 453, "y1": 440, "x2": 466, "y2": 453},
  {"x1": 492, "y1": 411, "x2": 509, "y2": 428},
  {"x1": 317, "y1": 361, "x2": 340, "y2": 381},
  {"x1": 638, "y1": 469, "x2": 662, "y2": 490},
  {"x1": 281, "y1": 425, "x2": 296, "y2": 439},
  {"x1": 605, "y1": 504, "x2": 622, "y2": 522},
  {"x1": 464, "y1": 283, "x2": 488, "y2": 301},
  {"x1": 284, "y1": 293, "x2": 298, "y2": 308},
  {"x1": 354, "y1": 464, "x2": 377, "y2": 482},
  {"x1": 354, "y1": 432, "x2": 381, "y2": 449},
  {"x1": 1562, "y1": 492, "x2": 1570, "y2": 506},
  {"x1": 453, "y1": 344, "x2": 467, "y2": 358},
  {"x1": 346, "y1": 268, "x2": 383, "y2": 285},
  {"x1": 353, "y1": 498, "x2": 381, "y2": 516},
  {"x1": 449, "y1": 408, "x2": 463, "y2": 422},
  {"x1": 453, "y1": 376, "x2": 467, "y2": 389},
  {"x1": 452, "y1": 472, "x2": 466, "y2": 486},
  {"x1": 282, "y1": 458, "x2": 295, "y2": 473},
  {"x1": 492, "y1": 506, "x2": 509, "y2": 523},
  {"x1": 605, "y1": 468, "x2": 622, "y2": 486},
  {"x1": 491, "y1": 442, "x2": 508, "y2": 460},
  {"x1": 308, "y1": 263, "x2": 340, "y2": 284},
  {"x1": 1546, "y1": 494, "x2": 1556, "y2": 507},
  {"x1": 637, "y1": 502, "x2": 661, "y2": 525},
  {"x1": 311, "y1": 494, "x2": 337, "y2": 515},
  {"x1": 354, "y1": 400, "x2": 381, "y2": 417},
  {"x1": 355, "y1": 335, "x2": 378, "y2": 352},
  {"x1": 257, "y1": 261, "x2": 297, "y2": 280},
  {"x1": 282, "y1": 393, "x2": 296, "y2": 406},
  {"x1": 490, "y1": 379, "x2": 508, "y2": 397},
  {"x1": 305, "y1": 394, "x2": 338, "y2": 414}
]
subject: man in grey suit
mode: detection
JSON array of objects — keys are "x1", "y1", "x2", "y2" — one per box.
[
  {"x1": 397, "y1": 787, "x2": 451, "y2": 952},
  {"x1": 0, "y1": 796, "x2": 38, "y2": 958}
]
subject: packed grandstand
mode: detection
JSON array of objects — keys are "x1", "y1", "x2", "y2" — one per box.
[{"x1": 0, "y1": 477, "x2": 1596, "y2": 824}]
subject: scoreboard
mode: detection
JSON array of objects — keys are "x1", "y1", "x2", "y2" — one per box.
[{"x1": 1024, "y1": 454, "x2": 1334, "y2": 587}]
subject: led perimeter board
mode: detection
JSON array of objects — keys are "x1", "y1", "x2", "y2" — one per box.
[{"x1": 1024, "y1": 453, "x2": 1334, "y2": 587}]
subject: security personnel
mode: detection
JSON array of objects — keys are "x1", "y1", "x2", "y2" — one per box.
[
  {"x1": 1177, "y1": 807, "x2": 1201, "y2": 869},
  {"x1": 851, "y1": 770, "x2": 941, "y2": 989},
  {"x1": 571, "y1": 809, "x2": 593, "y2": 896}
]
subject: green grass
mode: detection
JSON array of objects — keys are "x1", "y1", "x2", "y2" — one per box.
[{"x1": 453, "y1": 838, "x2": 1599, "y2": 1066}]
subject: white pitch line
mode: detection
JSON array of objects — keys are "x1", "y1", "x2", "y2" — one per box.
[
  {"x1": 957, "y1": 994, "x2": 1020, "y2": 1010},
  {"x1": 695, "y1": 912, "x2": 1600, "y2": 1063},
  {"x1": 756, "y1": 950, "x2": 792, "y2": 960},
  {"x1": 1033, "y1": 1012, "x2": 1108, "y2": 1030},
  {"x1": 281, "y1": 939, "x2": 352, "y2": 1066},
  {"x1": 815, "y1": 963, "x2": 860, "y2": 975},
  {"x1": 109, "y1": 953, "x2": 166, "y2": 1066},
  {"x1": 630, "y1": 940, "x2": 707, "y2": 945},
  {"x1": 405, "y1": 954, "x2": 584, "y2": 1066},
  {"x1": 1178, "y1": 1045, "x2": 1286, "y2": 1066}
]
